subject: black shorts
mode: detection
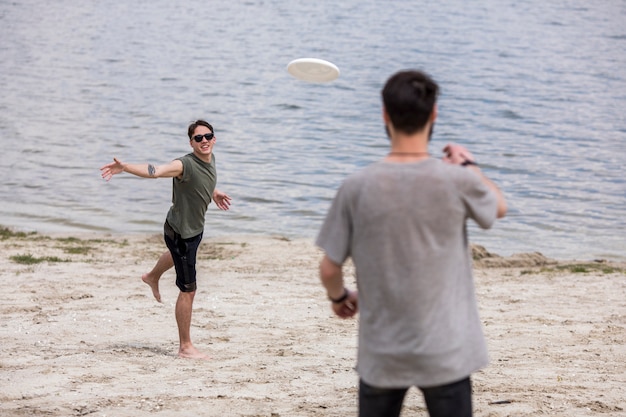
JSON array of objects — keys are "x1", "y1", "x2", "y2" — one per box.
[{"x1": 164, "y1": 221, "x2": 203, "y2": 292}]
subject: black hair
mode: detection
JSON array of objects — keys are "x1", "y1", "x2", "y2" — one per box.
[
  {"x1": 187, "y1": 120, "x2": 214, "y2": 139},
  {"x1": 382, "y1": 70, "x2": 439, "y2": 135}
]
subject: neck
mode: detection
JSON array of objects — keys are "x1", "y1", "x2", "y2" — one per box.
[
  {"x1": 386, "y1": 143, "x2": 429, "y2": 162},
  {"x1": 388, "y1": 151, "x2": 429, "y2": 156},
  {"x1": 385, "y1": 125, "x2": 431, "y2": 161},
  {"x1": 194, "y1": 150, "x2": 213, "y2": 163},
  {"x1": 387, "y1": 142, "x2": 429, "y2": 158},
  {"x1": 386, "y1": 151, "x2": 430, "y2": 163}
]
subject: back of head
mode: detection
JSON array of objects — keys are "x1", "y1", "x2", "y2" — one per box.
[
  {"x1": 187, "y1": 119, "x2": 214, "y2": 139},
  {"x1": 382, "y1": 70, "x2": 439, "y2": 135}
]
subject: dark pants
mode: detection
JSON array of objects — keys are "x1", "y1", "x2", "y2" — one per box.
[
  {"x1": 359, "y1": 377, "x2": 472, "y2": 417},
  {"x1": 163, "y1": 221, "x2": 203, "y2": 292}
]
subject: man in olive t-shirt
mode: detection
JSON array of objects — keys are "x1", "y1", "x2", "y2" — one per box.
[{"x1": 101, "y1": 120, "x2": 232, "y2": 360}]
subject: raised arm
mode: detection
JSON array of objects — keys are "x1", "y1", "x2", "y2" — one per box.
[
  {"x1": 100, "y1": 157, "x2": 183, "y2": 181},
  {"x1": 442, "y1": 143, "x2": 507, "y2": 219}
]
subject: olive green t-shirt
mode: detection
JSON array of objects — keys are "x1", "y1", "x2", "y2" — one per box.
[{"x1": 165, "y1": 153, "x2": 216, "y2": 239}]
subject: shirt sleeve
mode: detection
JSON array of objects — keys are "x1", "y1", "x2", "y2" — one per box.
[
  {"x1": 461, "y1": 170, "x2": 498, "y2": 229},
  {"x1": 176, "y1": 155, "x2": 192, "y2": 183},
  {"x1": 315, "y1": 183, "x2": 352, "y2": 265}
]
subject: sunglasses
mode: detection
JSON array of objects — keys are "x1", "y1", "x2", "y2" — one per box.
[{"x1": 192, "y1": 133, "x2": 214, "y2": 142}]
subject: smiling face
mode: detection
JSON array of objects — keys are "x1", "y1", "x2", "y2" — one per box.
[{"x1": 189, "y1": 125, "x2": 215, "y2": 161}]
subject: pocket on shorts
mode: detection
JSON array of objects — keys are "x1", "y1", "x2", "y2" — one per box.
[{"x1": 164, "y1": 221, "x2": 178, "y2": 241}]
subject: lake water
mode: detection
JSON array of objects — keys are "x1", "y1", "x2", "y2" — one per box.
[{"x1": 1, "y1": 0, "x2": 625, "y2": 261}]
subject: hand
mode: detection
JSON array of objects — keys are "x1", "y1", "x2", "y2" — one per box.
[
  {"x1": 213, "y1": 189, "x2": 232, "y2": 210},
  {"x1": 331, "y1": 289, "x2": 359, "y2": 318},
  {"x1": 100, "y1": 158, "x2": 125, "y2": 181},
  {"x1": 442, "y1": 143, "x2": 475, "y2": 165}
]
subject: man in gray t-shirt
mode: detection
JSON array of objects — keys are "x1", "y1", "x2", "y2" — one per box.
[{"x1": 316, "y1": 70, "x2": 507, "y2": 417}]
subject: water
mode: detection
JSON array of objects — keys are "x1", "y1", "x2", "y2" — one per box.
[{"x1": 1, "y1": 0, "x2": 625, "y2": 261}]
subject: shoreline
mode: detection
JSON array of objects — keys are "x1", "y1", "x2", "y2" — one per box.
[
  {"x1": 3, "y1": 221, "x2": 625, "y2": 264},
  {"x1": 2, "y1": 224, "x2": 624, "y2": 267},
  {"x1": 1, "y1": 228, "x2": 624, "y2": 416}
]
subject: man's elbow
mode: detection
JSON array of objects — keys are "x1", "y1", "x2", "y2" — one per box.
[{"x1": 496, "y1": 200, "x2": 507, "y2": 219}]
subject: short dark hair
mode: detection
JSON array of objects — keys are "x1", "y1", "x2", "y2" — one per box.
[
  {"x1": 382, "y1": 70, "x2": 439, "y2": 135},
  {"x1": 187, "y1": 120, "x2": 214, "y2": 139}
]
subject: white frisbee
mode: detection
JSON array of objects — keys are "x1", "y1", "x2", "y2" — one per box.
[{"x1": 287, "y1": 58, "x2": 340, "y2": 83}]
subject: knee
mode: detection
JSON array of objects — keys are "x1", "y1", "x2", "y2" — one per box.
[{"x1": 177, "y1": 281, "x2": 197, "y2": 293}]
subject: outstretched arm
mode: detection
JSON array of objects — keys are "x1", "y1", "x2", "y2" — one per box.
[
  {"x1": 212, "y1": 189, "x2": 232, "y2": 210},
  {"x1": 100, "y1": 158, "x2": 183, "y2": 181},
  {"x1": 442, "y1": 143, "x2": 507, "y2": 218}
]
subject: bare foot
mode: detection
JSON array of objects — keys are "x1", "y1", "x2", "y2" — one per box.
[
  {"x1": 178, "y1": 345, "x2": 210, "y2": 360},
  {"x1": 142, "y1": 273, "x2": 162, "y2": 303}
]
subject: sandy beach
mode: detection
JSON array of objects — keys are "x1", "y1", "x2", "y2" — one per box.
[{"x1": 1, "y1": 228, "x2": 624, "y2": 416}]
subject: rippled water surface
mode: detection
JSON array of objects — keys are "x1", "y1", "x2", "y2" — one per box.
[{"x1": 1, "y1": 0, "x2": 625, "y2": 260}]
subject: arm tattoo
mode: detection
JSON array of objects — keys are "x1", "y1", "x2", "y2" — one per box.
[{"x1": 147, "y1": 164, "x2": 156, "y2": 177}]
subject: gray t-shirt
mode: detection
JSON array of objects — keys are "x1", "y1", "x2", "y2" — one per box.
[
  {"x1": 316, "y1": 158, "x2": 498, "y2": 388},
  {"x1": 166, "y1": 153, "x2": 216, "y2": 239}
]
